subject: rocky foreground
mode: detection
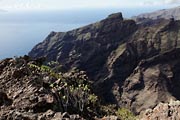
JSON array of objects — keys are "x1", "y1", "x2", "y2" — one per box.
[{"x1": 0, "y1": 56, "x2": 114, "y2": 119}]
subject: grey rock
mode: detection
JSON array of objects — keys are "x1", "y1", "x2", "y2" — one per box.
[{"x1": 140, "y1": 100, "x2": 180, "y2": 120}]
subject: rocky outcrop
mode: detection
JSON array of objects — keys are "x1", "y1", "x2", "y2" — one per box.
[
  {"x1": 0, "y1": 57, "x2": 61, "y2": 119},
  {"x1": 0, "y1": 57, "x2": 58, "y2": 118},
  {"x1": 0, "y1": 56, "x2": 104, "y2": 119},
  {"x1": 140, "y1": 100, "x2": 180, "y2": 120}
]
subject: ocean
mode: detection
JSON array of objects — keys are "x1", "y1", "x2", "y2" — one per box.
[{"x1": 0, "y1": 22, "x2": 84, "y2": 59}]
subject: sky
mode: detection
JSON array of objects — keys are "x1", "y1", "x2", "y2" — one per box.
[{"x1": 0, "y1": 0, "x2": 180, "y2": 11}]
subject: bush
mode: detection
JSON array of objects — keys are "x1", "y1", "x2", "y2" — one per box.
[{"x1": 116, "y1": 108, "x2": 137, "y2": 120}]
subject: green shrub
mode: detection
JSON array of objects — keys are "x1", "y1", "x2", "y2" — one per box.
[
  {"x1": 116, "y1": 108, "x2": 137, "y2": 120},
  {"x1": 40, "y1": 65, "x2": 51, "y2": 72}
]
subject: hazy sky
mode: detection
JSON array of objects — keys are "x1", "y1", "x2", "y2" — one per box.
[{"x1": 0, "y1": 0, "x2": 179, "y2": 11}]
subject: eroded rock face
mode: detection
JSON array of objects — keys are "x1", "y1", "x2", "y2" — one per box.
[
  {"x1": 140, "y1": 100, "x2": 180, "y2": 120},
  {"x1": 118, "y1": 19, "x2": 180, "y2": 114},
  {"x1": 120, "y1": 48, "x2": 180, "y2": 114}
]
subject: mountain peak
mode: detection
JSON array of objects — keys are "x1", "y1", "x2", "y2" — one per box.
[{"x1": 107, "y1": 12, "x2": 123, "y2": 21}]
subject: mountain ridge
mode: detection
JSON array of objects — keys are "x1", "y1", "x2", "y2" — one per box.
[
  {"x1": 132, "y1": 6, "x2": 180, "y2": 22},
  {"x1": 21, "y1": 6, "x2": 180, "y2": 119}
]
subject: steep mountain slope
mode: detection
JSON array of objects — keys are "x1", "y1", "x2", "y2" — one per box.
[
  {"x1": 29, "y1": 10, "x2": 180, "y2": 116},
  {"x1": 132, "y1": 6, "x2": 180, "y2": 22},
  {"x1": 29, "y1": 13, "x2": 138, "y2": 102},
  {"x1": 121, "y1": 48, "x2": 180, "y2": 114}
]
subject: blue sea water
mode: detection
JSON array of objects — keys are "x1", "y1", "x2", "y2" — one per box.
[
  {"x1": 0, "y1": 22, "x2": 84, "y2": 59},
  {"x1": 0, "y1": 7, "x2": 173, "y2": 59},
  {"x1": 0, "y1": 11, "x2": 87, "y2": 59}
]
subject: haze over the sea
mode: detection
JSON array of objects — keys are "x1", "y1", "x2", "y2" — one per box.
[{"x1": 0, "y1": 0, "x2": 179, "y2": 59}]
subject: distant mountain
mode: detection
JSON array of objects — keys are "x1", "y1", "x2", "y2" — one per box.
[{"x1": 132, "y1": 6, "x2": 180, "y2": 22}]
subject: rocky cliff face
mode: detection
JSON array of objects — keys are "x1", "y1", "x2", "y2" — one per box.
[
  {"x1": 119, "y1": 18, "x2": 180, "y2": 114},
  {"x1": 121, "y1": 48, "x2": 180, "y2": 114},
  {"x1": 29, "y1": 10, "x2": 180, "y2": 116}
]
